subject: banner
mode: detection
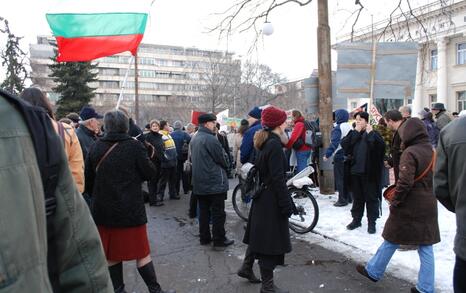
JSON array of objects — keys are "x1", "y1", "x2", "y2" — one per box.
[
  {"x1": 370, "y1": 104, "x2": 383, "y2": 125},
  {"x1": 191, "y1": 111, "x2": 206, "y2": 126}
]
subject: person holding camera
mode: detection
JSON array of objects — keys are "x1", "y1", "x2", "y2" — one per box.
[{"x1": 341, "y1": 112, "x2": 385, "y2": 234}]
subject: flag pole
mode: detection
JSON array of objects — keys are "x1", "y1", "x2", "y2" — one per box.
[{"x1": 116, "y1": 55, "x2": 134, "y2": 110}]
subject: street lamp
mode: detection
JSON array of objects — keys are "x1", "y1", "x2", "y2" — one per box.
[{"x1": 262, "y1": 21, "x2": 274, "y2": 36}]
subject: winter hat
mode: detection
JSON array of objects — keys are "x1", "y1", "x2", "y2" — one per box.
[
  {"x1": 66, "y1": 112, "x2": 81, "y2": 123},
  {"x1": 173, "y1": 120, "x2": 183, "y2": 130},
  {"x1": 198, "y1": 113, "x2": 217, "y2": 124},
  {"x1": 418, "y1": 108, "x2": 429, "y2": 119},
  {"x1": 80, "y1": 106, "x2": 103, "y2": 121},
  {"x1": 431, "y1": 103, "x2": 446, "y2": 111},
  {"x1": 240, "y1": 119, "x2": 249, "y2": 126},
  {"x1": 261, "y1": 106, "x2": 287, "y2": 129},
  {"x1": 248, "y1": 106, "x2": 262, "y2": 120}
]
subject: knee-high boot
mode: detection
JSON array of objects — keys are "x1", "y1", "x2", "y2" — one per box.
[
  {"x1": 237, "y1": 246, "x2": 261, "y2": 283},
  {"x1": 259, "y1": 266, "x2": 289, "y2": 293},
  {"x1": 108, "y1": 262, "x2": 127, "y2": 293},
  {"x1": 137, "y1": 261, "x2": 176, "y2": 293}
]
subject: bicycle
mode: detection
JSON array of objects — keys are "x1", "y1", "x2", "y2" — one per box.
[{"x1": 232, "y1": 165, "x2": 319, "y2": 234}]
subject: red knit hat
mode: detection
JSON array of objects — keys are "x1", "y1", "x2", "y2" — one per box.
[{"x1": 261, "y1": 106, "x2": 287, "y2": 129}]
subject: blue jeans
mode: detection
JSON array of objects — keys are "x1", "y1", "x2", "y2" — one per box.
[
  {"x1": 296, "y1": 150, "x2": 311, "y2": 173},
  {"x1": 366, "y1": 240, "x2": 435, "y2": 293}
]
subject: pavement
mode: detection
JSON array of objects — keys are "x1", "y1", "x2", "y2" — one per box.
[{"x1": 122, "y1": 180, "x2": 414, "y2": 293}]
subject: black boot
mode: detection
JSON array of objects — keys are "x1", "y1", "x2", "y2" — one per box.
[
  {"x1": 346, "y1": 219, "x2": 362, "y2": 230},
  {"x1": 259, "y1": 266, "x2": 289, "y2": 293},
  {"x1": 137, "y1": 261, "x2": 176, "y2": 293},
  {"x1": 237, "y1": 247, "x2": 261, "y2": 283},
  {"x1": 108, "y1": 263, "x2": 127, "y2": 293},
  {"x1": 368, "y1": 221, "x2": 376, "y2": 234}
]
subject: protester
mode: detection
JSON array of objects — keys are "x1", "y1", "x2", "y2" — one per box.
[
  {"x1": 243, "y1": 106, "x2": 296, "y2": 293},
  {"x1": 399, "y1": 105, "x2": 412, "y2": 119},
  {"x1": 190, "y1": 113, "x2": 233, "y2": 249},
  {"x1": 341, "y1": 112, "x2": 385, "y2": 234},
  {"x1": 384, "y1": 110, "x2": 405, "y2": 182},
  {"x1": 171, "y1": 120, "x2": 191, "y2": 195},
  {"x1": 145, "y1": 120, "x2": 165, "y2": 206},
  {"x1": 233, "y1": 119, "x2": 249, "y2": 176},
  {"x1": 419, "y1": 108, "x2": 439, "y2": 148},
  {"x1": 431, "y1": 102, "x2": 451, "y2": 130},
  {"x1": 286, "y1": 110, "x2": 312, "y2": 173},
  {"x1": 323, "y1": 109, "x2": 352, "y2": 206},
  {"x1": 240, "y1": 106, "x2": 263, "y2": 164},
  {"x1": 0, "y1": 89, "x2": 112, "y2": 292},
  {"x1": 357, "y1": 118, "x2": 440, "y2": 293},
  {"x1": 84, "y1": 110, "x2": 175, "y2": 293},
  {"x1": 374, "y1": 117, "x2": 393, "y2": 188},
  {"x1": 158, "y1": 120, "x2": 179, "y2": 201},
  {"x1": 20, "y1": 87, "x2": 85, "y2": 193},
  {"x1": 186, "y1": 123, "x2": 196, "y2": 136},
  {"x1": 216, "y1": 122, "x2": 233, "y2": 178},
  {"x1": 76, "y1": 105, "x2": 103, "y2": 161},
  {"x1": 434, "y1": 114, "x2": 466, "y2": 293}
]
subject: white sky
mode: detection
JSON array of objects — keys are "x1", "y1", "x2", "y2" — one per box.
[{"x1": 1, "y1": 0, "x2": 433, "y2": 81}]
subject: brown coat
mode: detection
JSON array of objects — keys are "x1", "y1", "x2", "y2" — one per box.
[{"x1": 382, "y1": 118, "x2": 440, "y2": 245}]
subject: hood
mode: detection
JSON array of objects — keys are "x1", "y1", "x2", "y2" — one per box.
[
  {"x1": 334, "y1": 109, "x2": 349, "y2": 124},
  {"x1": 398, "y1": 118, "x2": 430, "y2": 147}
]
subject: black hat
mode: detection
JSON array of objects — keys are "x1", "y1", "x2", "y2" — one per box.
[
  {"x1": 198, "y1": 113, "x2": 217, "y2": 124},
  {"x1": 80, "y1": 106, "x2": 103, "y2": 120},
  {"x1": 431, "y1": 103, "x2": 446, "y2": 111}
]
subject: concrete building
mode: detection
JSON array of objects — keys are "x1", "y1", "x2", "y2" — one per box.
[
  {"x1": 337, "y1": 0, "x2": 466, "y2": 114},
  {"x1": 29, "y1": 36, "x2": 240, "y2": 123}
]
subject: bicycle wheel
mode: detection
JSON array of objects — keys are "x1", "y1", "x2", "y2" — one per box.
[
  {"x1": 288, "y1": 187, "x2": 319, "y2": 234},
  {"x1": 232, "y1": 183, "x2": 252, "y2": 221}
]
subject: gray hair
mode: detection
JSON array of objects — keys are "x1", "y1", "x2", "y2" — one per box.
[
  {"x1": 399, "y1": 105, "x2": 412, "y2": 115},
  {"x1": 104, "y1": 110, "x2": 129, "y2": 133}
]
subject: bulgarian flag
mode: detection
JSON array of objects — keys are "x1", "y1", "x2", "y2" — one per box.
[{"x1": 46, "y1": 0, "x2": 150, "y2": 62}]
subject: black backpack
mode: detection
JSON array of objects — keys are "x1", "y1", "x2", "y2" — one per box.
[
  {"x1": 242, "y1": 164, "x2": 265, "y2": 198},
  {"x1": 304, "y1": 120, "x2": 322, "y2": 149},
  {"x1": 0, "y1": 89, "x2": 61, "y2": 291}
]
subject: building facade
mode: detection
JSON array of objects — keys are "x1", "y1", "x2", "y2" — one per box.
[
  {"x1": 29, "y1": 36, "x2": 241, "y2": 123},
  {"x1": 337, "y1": 0, "x2": 466, "y2": 114}
]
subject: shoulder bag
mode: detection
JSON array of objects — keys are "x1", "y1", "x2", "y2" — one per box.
[{"x1": 383, "y1": 149, "x2": 436, "y2": 204}]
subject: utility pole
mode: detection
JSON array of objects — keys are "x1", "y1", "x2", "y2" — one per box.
[
  {"x1": 317, "y1": 0, "x2": 334, "y2": 194},
  {"x1": 134, "y1": 52, "x2": 140, "y2": 124}
]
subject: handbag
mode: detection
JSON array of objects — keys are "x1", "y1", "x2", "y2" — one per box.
[
  {"x1": 183, "y1": 143, "x2": 192, "y2": 175},
  {"x1": 383, "y1": 150, "x2": 436, "y2": 204}
]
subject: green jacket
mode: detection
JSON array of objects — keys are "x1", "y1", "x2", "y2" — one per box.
[
  {"x1": 0, "y1": 96, "x2": 113, "y2": 292},
  {"x1": 434, "y1": 117, "x2": 466, "y2": 261}
]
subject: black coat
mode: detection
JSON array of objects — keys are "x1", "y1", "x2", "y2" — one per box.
[
  {"x1": 144, "y1": 131, "x2": 165, "y2": 168},
  {"x1": 76, "y1": 124, "x2": 97, "y2": 161},
  {"x1": 243, "y1": 132, "x2": 293, "y2": 256},
  {"x1": 85, "y1": 132, "x2": 156, "y2": 227}
]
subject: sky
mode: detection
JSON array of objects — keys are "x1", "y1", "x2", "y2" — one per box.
[{"x1": 1, "y1": 0, "x2": 436, "y2": 81}]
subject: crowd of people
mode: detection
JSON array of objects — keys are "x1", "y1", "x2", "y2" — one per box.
[{"x1": 1, "y1": 85, "x2": 465, "y2": 293}]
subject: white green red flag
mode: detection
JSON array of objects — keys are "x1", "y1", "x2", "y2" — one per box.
[{"x1": 46, "y1": 0, "x2": 150, "y2": 62}]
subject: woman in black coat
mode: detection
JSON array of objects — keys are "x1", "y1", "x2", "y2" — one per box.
[
  {"x1": 85, "y1": 110, "x2": 175, "y2": 293},
  {"x1": 341, "y1": 111, "x2": 385, "y2": 234},
  {"x1": 144, "y1": 119, "x2": 166, "y2": 206},
  {"x1": 243, "y1": 106, "x2": 295, "y2": 293}
]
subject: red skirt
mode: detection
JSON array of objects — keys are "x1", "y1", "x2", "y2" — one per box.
[{"x1": 97, "y1": 224, "x2": 150, "y2": 261}]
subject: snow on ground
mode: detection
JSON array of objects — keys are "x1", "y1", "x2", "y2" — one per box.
[{"x1": 296, "y1": 188, "x2": 456, "y2": 292}]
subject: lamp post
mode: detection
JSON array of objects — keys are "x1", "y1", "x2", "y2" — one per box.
[{"x1": 262, "y1": 21, "x2": 274, "y2": 36}]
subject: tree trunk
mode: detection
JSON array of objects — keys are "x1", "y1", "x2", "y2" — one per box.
[{"x1": 317, "y1": 0, "x2": 335, "y2": 194}]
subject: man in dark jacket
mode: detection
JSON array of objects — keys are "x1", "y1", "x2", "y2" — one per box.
[
  {"x1": 240, "y1": 106, "x2": 262, "y2": 164},
  {"x1": 158, "y1": 120, "x2": 179, "y2": 200},
  {"x1": 431, "y1": 102, "x2": 452, "y2": 130},
  {"x1": 384, "y1": 110, "x2": 405, "y2": 182},
  {"x1": 341, "y1": 112, "x2": 385, "y2": 234},
  {"x1": 324, "y1": 109, "x2": 352, "y2": 206},
  {"x1": 76, "y1": 106, "x2": 103, "y2": 161},
  {"x1": 171, "y1": 120, "x2": 191, "y2": 195},
  {"x1": 190, "y1": 113, "x2": 233, "y2": 249},
  {"x1": 434, "y1": 116, "x2": 466, "y2": 293}
]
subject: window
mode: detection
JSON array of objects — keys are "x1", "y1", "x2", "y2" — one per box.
[
  {"x1": 375, "y1": 98, "x2": 404, "y2": 115},
  {"x1": 457, "y1": 43, "x2": 466, "y2": 65},
  {"x1": 431, "y1": 49, "x2": 438, "y2": 70},
  {"x1": 350, "y1": 101, "x2": 358, "y2": 110},
  {"x1": 458, "y1": 91, "x2": 466, "y2": 111},
  {"x1": 429, "y1": 94, "x2": 437, "y2": 107}
]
